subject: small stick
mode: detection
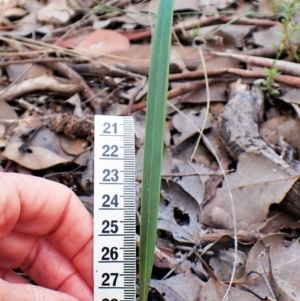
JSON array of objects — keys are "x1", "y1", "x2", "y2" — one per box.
[
  {"x1": 128, "y1": 15, "x2": 277, "y2": 41},
  {"x1": 169, "y1": 67, "x2": 300, "y2": 87},
  {"x1": 212, "y1": 51, "x2": 300, "y2": 77}
]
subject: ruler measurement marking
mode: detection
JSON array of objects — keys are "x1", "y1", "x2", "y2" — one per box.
[{"x1": 94, "y1": 116, "x2": 136, "y2": 301}]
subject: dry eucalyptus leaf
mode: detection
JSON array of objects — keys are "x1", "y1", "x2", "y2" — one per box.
[
  {"x1": 159, "y1": 179, "x2": 202, "y2": 243},
  {"x1": 242, "y1": 234, "x2": 300, "y2": 300},
  {"x1": 199, "y1": 277, "x2": 260, "y2": 301},
  {"x1": 2, "y1": 128, "x2": 74, "y2": 170},
  {"x1": 202, "y1": 153, "x2": 299, "y2": 230},
  {"x1": 150, "y1": 273, "x2": 204, "y2": 301},
  {"x1": 175, "y1": 162, "x2": 205, "y2": 206},
  {"x1": 209, "y1": 248, "x2": 247, "y2": 281},
  {"x1": 172, "y1": 107, "x2": 212, "y2": 147}
]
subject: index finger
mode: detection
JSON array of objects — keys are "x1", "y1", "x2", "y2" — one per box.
[{"x1": 0, "y1": 172, "x2": 93, "y2": 285}]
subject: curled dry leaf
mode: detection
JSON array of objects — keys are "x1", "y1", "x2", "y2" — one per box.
[
  {"x1": 59, "y1": 135, "x2": 88, "y2": 156},
  {"x1": 2, "y1": 127, "x2": 74, "y2": 170},
  {"x1": 241, "y1": 234, "x2": 300, "y2": 301},
  {"x1": 202, "y1": 153, "x2": 299, "y2": 230},
  {"x1": 159, "y1": 179, "x2": 202, "y2": 243}
]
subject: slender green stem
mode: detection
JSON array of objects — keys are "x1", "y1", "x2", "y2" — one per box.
[{"x1": 139, "y1": 1, "x2": 174, "y2": 301}]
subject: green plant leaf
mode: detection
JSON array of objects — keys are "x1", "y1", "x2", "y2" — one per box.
[{"x1": 139, "y1": 0, "x2": 174, "y2": 301}]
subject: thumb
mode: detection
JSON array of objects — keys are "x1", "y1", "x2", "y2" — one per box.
[{"x1": 0, "y1": 279, "x2": 80, "y2": 301}]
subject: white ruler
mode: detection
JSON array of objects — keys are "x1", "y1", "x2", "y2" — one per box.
[{"x1": 94, "y1": 116, "x2": 136, "y2": 301}]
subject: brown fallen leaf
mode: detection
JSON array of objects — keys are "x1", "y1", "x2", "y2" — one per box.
[
  {"x1": 202, "y1": 153, "x2": 299, "y2": 230},
  {"x1": 2, "y1": 127, "x2": 74, "y2": 170}
]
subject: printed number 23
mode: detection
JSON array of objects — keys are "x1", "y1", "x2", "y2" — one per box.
[{"x1": 102, "y1": 169, "x2": 119, "y2": 182}]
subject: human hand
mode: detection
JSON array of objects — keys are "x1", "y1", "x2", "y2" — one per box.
[{"x1": 0, "y1": 173, "x2": 93, "y2": 301}]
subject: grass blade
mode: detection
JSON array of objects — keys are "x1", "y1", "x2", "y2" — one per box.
[{"x1": 139, "y1": 1, "x2": 174, "y2": 301}]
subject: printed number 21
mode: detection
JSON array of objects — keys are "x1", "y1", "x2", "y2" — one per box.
[{"x1": 103, "y1": 122, "x2": 117, "y2": 134}]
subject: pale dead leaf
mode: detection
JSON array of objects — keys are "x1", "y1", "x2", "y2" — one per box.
[
  {"x1": 171, "y1": 136, "x2": 214, "y2": 166},
  {"x1": 65, "y1": 93, "x2": 83, "y2": 118},
  {"x1": 199, "y1": 277, "x2": 260, "y2": 301},
  {"x1": 159, "y1": 179, "x2": 202, "y2": 243},
  {"x1": 209, "y1": 248, "x2": 247, "y2": 281},
  {"x1": 202, "y1": 153, "x2": 299, "y2": 230},
  {"x1": 242, "y1": 234, "x2": 300, "y2": 300},
  {"x1": 253, "y1": 24, "x2": 284, "y2": 48},
  {"x1": 280, "y1": 89, "x2": 300, "y2": 105},
  {"x1": 151, "y1": 273, "x2": 204, "y2": 301},
  {"x1": 260, "y1": 116, "x2": 300, "y2": 151},
  {"x1": 175, "y1": 162, "x2": 205, "y2": 206},
  {"x1": 172, "y1": 107, "x2": 212, "y2": 147}
]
